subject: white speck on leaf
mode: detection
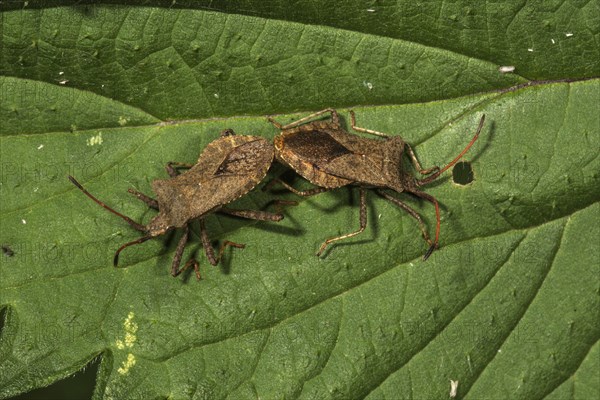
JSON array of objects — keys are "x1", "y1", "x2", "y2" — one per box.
[
  {"x1": 450, "y1": 380, "x2": 459, "y2": 398},
  {"x1": 527, "y1": 48, "x2": 534, "y2": 52},
  {"x1": 87, "y1": 133, "x2": 103, "y2": 146},
  {"x1": 21, "y1": 219, "x2": 27, "y2": 224},
  {"x1": 33, "y1": 187, "x2": 39, "y2": 192},
  {"x1": 363, "y1": 81, "x2": 373, "y2": 90},
  {"x1": 37, "y1": 144, "x2": 44, "y2": 150},
  {"x1": 366, "y1": 8, "x2": 376, "y2": 12},
  {"x1": 499, "y1": 66, "x2": 515, "y2": 73},
  {"x1": 58, "y1": 80, "x2": 68, "y2": 85},
  {"x1": 214, "y1": 93, "x2": 219, "y2": 98},
  {"x1": 116, "y1": 312, "x2": 138, "y2": 374},
  {"x1": 551, "y1": 38, "x2": 556, "y2": 44},
  {"x1": 565, "y1": 32, "x2": 573, "y2": 37},
  {"x1": 117, "y1": 353, "x2": 136, "y2": 375}
]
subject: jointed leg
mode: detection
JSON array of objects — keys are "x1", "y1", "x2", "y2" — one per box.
[
  {"x1": 166, "y1": 161, "x2": 194, "y2": 178},
  {"x1": 409, "y1": 189, "x2": 441, "y2": 261},
  {"x1": 404, "y1": 143, "x2": 440, "y2": 176},
  {"x1": 268, "y1": 108, "x2": 340, "y2": 130},
  {"x1": 171, "y1": 225, "x2": 191, "y2": 277},
  {"x1": 219, "y1": 207, "x2": 284, "y2": 222},
  {"x1": 265, "y1": 178, "x2": 331, "y2": 197},
  {"x1": 127, "y1": 189, "x2": 159, "y2": 210},
  {"x1": 173, "y1": 258, "x2": 201, "y2": 281},
  {"x1": 349, "y1": 110, "x2": 390, "y2": 138},
  {"x1": 199, "y1": 218, "x2": 244, "y2": 266},
  {"x1": 376, "y1": 189, "x2": 432, "y2": 245},
  {"x1": 316, "y1": 187, "x2": 367, "y2": 256}
]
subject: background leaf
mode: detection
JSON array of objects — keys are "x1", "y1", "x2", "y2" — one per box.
[{"x1": 1, "y1": 2, "x2": 598, "y2": 399}]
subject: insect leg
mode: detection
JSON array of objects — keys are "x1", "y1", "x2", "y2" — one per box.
[
  {"x1": 179, "y1": 259, "x2": 201, "y2": 281},
  {"x1": 198, "y1": 218, "x2": 245, "y2": 267},
  {"x1": 127, "y1": 189, "x2": 159, "y2": 210},
  {"x1": 408, "y1": 189, "x2": 440, "y2": 261},
  {"x1": 216, "y1": 241, "x2": 245, "y2": 264},
  {"x1": 165, "y1": 161, "x2": 194, "y2": 178},
  {"x1": 403, "y1": 143, "x2": 440, "y2": 176},
  {"x1": 376, "y1": 189, "x2": 432, "y2": 245},
  {"x1": 219, "y1": 208, "x2": 284, "y2": 222},
  {"x1": 349, "y1": 110, "x2": 390, "y2": 138},
  {"x1": 171, "y1": 225, "x2": 190, "y2": 277},
  {"x1": 268, "y1": 108, "x2": 340, "y2": 130},
  {"x1": 316, "y1": 187, "x2": 368, "y2": 256},
  {"x1": 265, "y1": 178, "x2": 331, "y2": 197},
  {"x1": 199, "y1": 217, "x2": 218, "y2": 266},
  {"x1": 169, "y1": 224, "x2": 202, "y2": 281}
]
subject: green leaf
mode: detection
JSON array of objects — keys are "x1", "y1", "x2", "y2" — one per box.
[{"x1": 1, "y1": 2, "x2": 598, "y2": 399}]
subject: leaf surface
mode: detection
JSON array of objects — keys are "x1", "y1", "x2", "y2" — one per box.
[{"x1": 1, "y1": 2, "x2": 598, "y2": 399}]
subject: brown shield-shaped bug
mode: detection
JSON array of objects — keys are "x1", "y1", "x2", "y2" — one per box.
[
  {"x1": 267, "y1": 109, "x2": 485, "y2": 260},
  {"x1": 69, "y1": 129, "x2": 283, "y2": 280}
]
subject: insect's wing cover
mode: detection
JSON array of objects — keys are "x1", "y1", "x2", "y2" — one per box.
[
  {"x1": 286, "y1": 129, "x2": 398, "y2": 187},
  {"x1": 321, "y1": 133, "x2": 405, "y2": 188},
  {"x1": 152, "y1": 136, "x2": 274, "y2": 227}
]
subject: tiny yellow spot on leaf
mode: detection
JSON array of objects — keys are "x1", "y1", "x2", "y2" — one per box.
[
  {"x1": 87, "y1": 133, "x2": 103, "y2": 146},
  {"x1": 117, "y1": 353, "x2": 136, "y2": 375}
]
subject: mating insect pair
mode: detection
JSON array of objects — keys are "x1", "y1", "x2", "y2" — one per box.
[{"x1": 70, "y1": 110, "x2": 484, "y2": 279}]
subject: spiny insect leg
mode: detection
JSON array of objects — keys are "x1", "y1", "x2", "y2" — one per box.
[
  {"x1": 217, "y1": 241, "x2": 245, "y2": 264},
  {"x1": 265, "y1": 178, "x2": 331, "y2": 197},
  {"x1": 268, "y1": 108, "x2": 339, "y2": 130},
  {"x1": 404, "y1": 143, "x2": 440, "y2": 176},
  {"x1": 409, "y1": 189, "x2": 440, "y2": 261},
  {"x1": 349, "y1": 110, "x2": 389, "y2": 138},
  {"x1": 316, "y1": 187, "x2": 367, "y2": 257},
  {"x1": 180, "y1": 259, "x2": 201, "y2": 281},
  {"x1": 376, "y1": 189, "x2": 432, "y2": 246},
  {"x1": 165, "y1": 161, "x2": 194, "y2": 178},
  {"x1": 219, "y1": 208, "x2": 284, "y2": 222},
  {"x1": 171, "y1": 225, "x2": 190, "y2": 277},
  {"x1": 198, "y1": 218, "x2": 244, "y2": 267}
]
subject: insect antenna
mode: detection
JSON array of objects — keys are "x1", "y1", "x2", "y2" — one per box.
[
  {"x1": 114, "y1": 235, "x2": 153, "y2": 266},
  {"x1": 68, "y1": 175, "x2": 146, "y2": 232},
  {"x1": 417, "y1": 115, "x2": 485, "y2": 186}
]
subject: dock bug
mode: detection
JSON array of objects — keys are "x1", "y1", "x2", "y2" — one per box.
[
  {"x1": 267, "y1": 109, "x2": 485, "y2": 260},
  {"x1": 69, "y1": 129, "x2": 283, "y2": 280}
]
